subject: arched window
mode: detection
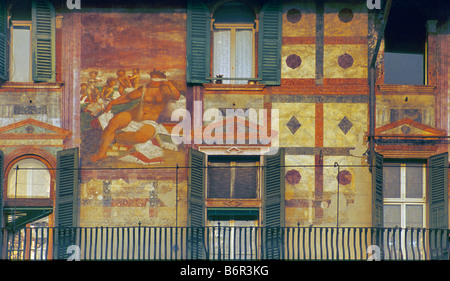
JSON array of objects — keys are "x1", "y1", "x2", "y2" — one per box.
[
  {"x1": 7, "y1": 158, "x2": 51, "y2": 199},
  {"x1": 212, "y1": 1, "x2": 257, "y2": 84}
]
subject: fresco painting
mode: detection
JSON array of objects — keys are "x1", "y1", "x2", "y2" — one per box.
[{"x1": 80, "y1": 13, "x2": 186, "y2": 168}]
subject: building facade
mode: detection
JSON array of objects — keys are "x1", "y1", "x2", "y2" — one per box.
[{"x1": 0, "y1": 0, "x2": 448, "y2": 260}]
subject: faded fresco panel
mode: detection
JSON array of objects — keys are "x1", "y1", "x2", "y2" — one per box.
[{"x1": 79, "y1": 12, "x2": 187, "y2": 168}]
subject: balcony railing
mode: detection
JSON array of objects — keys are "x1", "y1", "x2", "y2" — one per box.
[{"x1": 1, "y1": 226, "x2": 448, "y2": 261}]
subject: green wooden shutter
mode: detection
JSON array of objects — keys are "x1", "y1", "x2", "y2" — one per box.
[
  {"x1": 55, "y1": 148, "x2": 79, "y2": 259},
  {"x1": 258, "y1": 1, "x2": 282, "y2": 86},
  {"x1": 32, "y1": 0, "x2": 55, "y2": 82},
  {"x1": 372, "y1": 152, "x2": 384, "y2": 228},
  {"x1": 429, "y1": 152, "x2": 448, "y2": 229},
  {"x1": 186, "y1": 0, "x2": 210, "y2": 84},
  {"x1": 0, "y1": 0, "x2": 7, "y2": 81},
  {"x1": 187, "y1": 148, "x2": 206, "y2": 259},
  {"x1": 263, "y1": 148, "x2": 285, "y2": 259}
]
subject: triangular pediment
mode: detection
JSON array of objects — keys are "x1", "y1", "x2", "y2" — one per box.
[
  {"x1": 189, "y1": 115, "x2": 278, "y2": 145},
  {"x1": 375, "y1": 118, "x2": 445, "y2": 137},
  {"x1": 0, "y1": 118, "x2": 72, "y2": 139}
]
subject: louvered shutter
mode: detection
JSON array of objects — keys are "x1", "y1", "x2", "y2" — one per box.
[
  {"x1": 0, "y1": 150, "x2": 4, "y2": 259},
  {"x1": 55, "y1": 148, "x2": 79, "y2": 259},
  {"x1": 263, "y1": 148, "x2": 285, "y2": 259},
  {"x1": 258, "y1": 1, "x2": 282, "y2": 86},
  {"x1": 372, "y1": 152, "x2": 384, "y2": 228},
  {"x1": 428, "y1": 152, "x2": 448, "y2": 229},
  {"x1": 186, "y1": 0, "x2": 210, "y2": 84},
  {"x1": 187, "y1": 148, "x2": 206, "y2": 259},
  {"x1": 0, "y1": 0, "x2": 7, "y2": 81},
  {"x1": 32, "y1": 0, "x2": 55, "y2": 82}
]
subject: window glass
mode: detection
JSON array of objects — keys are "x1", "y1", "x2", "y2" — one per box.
[
  {"x1": 384, "y1": 204, "x2": 401, "y2": 227},
  {"x1": 10, "y1": 25, "x2": 31, "y2": 82},
  {"x1": 7, "y1": 158, "x2": 51, "y2": 198},
  {"x1": 383, "y1": 163, "x2": 400, "y2": 198},
  {"x1": 405, "y1": 163, "x2": 423, "y2": 198},
  {"x1": 406, "y1": 205, "x2": 423, "y2": 228},
  {"x1": 208, "y1": 157, "x2": 258, "y2": 199}
]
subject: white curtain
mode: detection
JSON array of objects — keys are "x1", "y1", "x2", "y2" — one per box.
[
  {"x1": 235, "y1": 29, "x2": 253, "y2": 84},
  {"x1": 213, "y1": 29, "x2": 231, "y2": 83}
]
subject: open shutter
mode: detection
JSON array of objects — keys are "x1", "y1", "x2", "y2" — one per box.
[
  {"x1": 32, "y1": 0, "x2": 55, "y2": 82},
  {"x1": 187, "y1": 148, "x2": 205, "y2": 259},
  {"x1": 258, "y1": 1, "x2": 282, "y2": 86},
  {"x1": 263, "y1": 148, "x2": 285, "y2": 259},
  {"x1": 429, "y1": 152, "x2": 448, "y2": 229},
  {"x1": 372, "y1": 152, "x2": 384, "y2": 228},
  {"x1": 0, "y1": 0, "x2": 7, "y2": 81},
  {"x1": 55, "y1": 148, "x2": 79, "y2": 259},
  {"x1": 186, "y1": 0, "x2": 210, "y2": 84}
]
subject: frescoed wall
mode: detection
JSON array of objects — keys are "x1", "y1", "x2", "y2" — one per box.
[
  {"x1": 78, "y1": 9, "x2": 188, "y2": 226},
  {"x1": 80, "y1": 11, "x2": 187, "y2": 169}
]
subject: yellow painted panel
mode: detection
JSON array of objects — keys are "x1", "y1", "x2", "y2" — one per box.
[
  {"x1": 282, "y1": 2, "x2": 316, "y2": 37},
  {"x1": 282, "y1": 44, "x2": 316, "y2": 78},
  {"x1": 324, "y1": 2, "x2": 368, "y2": 37},
  {"x1": 323, "y1": 103, "x2": 368, "y2": 148},
  {"x1": 273, "y1": 103, "x2": 315, "y2": 147},
  {"x1": 323, "y1": 44, "x2": 368, "y2": 78}
]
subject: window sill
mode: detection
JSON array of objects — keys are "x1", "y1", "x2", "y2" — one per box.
[
  {"x1": 203, "y1": 83, "x2": 266, "y2": 91},
  {"x1": 1, "y1": 81, "x2": 63, "y2": 90},
  {"x1": 378, "y1": 84, "x2": 436, "y2": 94}
]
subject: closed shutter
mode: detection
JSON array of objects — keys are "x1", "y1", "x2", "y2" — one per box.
[
  {"x1": 187, "y1": 148, "x2": 205, "y2": 259},
  {"x1": 428, "y1": 152, "x2": 448, "y2": 229},
  {"x1": 263, "y1": 148, "x2": 285, "y2": 259},
  {"x1": 0, "y1": 0, "x2": 7, "y2": 81},
  {"x1": 55, "y1": 148, "x2": 79, "y2": 259},
  {"x1": 372, "y1": 152, "x2": 384, "y2": 228},
  {"x1": 258, "y1": 1, "x2": 282, "y2": 86},
  {"x1": 186, "y1": 0, "x2": 210, "y2": 84},
  {"x1": 32, "y1": 0, "x2": 55, "y2": 82}
]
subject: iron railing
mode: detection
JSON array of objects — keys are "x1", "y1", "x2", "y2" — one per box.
[{"x1": 1, "y1": 226, "x2": 448, "y2": 261}]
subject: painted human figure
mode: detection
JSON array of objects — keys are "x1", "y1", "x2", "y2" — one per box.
[
  {"x1": 100, "y1": 78, "x2": 117, "y2": 101},
  {"x1": 129, "y1": 68, "x2": 141, "y2": 89},
  {"x1": 90, "y1": 71, "x2": 180, "y2": 163},
  {"x1": 86, "y1": 71, "x2": 102, "y2": 102},
  {"x1": 116, "y1": 69, "x2": 132, "y2": 96}
]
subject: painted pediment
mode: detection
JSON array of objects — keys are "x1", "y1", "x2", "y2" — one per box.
[
  {"x1": 375, "y1": 118, "x2": 445, "y2": 137},
  {"x1": 0, "y1": 118, "x2": 72, "y2": 139}
]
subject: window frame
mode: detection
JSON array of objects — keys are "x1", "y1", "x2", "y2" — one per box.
[
  {"x1": 9, "y1": 20, "x2": 32, "y2": 82},
  {"x1": 211, "y1": 21, "x2": 258, "y2": 84},
  {"x1": 383, "y1": 162, "x2": 426, "y2": 228},
  {"x1": 206, "y1": 154, "x2": 262, "y2": 209},
  {"x1": 4, "y1": 154, "x2": 55, "y2": 208}
]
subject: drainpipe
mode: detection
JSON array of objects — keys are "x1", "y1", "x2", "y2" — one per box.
[{"x1": 369, "y1": 0, "x2": 391, "y2": 228}]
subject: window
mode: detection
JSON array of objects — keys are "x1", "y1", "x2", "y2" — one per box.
[
  {"x1": 373, "y1": 152, "x2": 448, "y2": 230},
  {"x1": 0, "y1": 0, "x2": 55, "y2": 82},
  {"x1": 186, "y1": 0, "x2": 282, "y2": 85},
  {"x1": 384, "y1": 3, "x2": 426, "y2": 85},
  {"x1": 9, "y1": 21, "x2": 32, "y2": 82},
  {"x1": 212, "y1": 2, "x2": 256, "y2": 84},
  {"x1": 383, "y1": 162, "x2": 426, "y2": 228},
  {"x1": 7, "y1": 158, "x2": 51, "y2": 199},
  {"x1": 207, "y1": 155, "x2": 259, "y2": 199}
]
